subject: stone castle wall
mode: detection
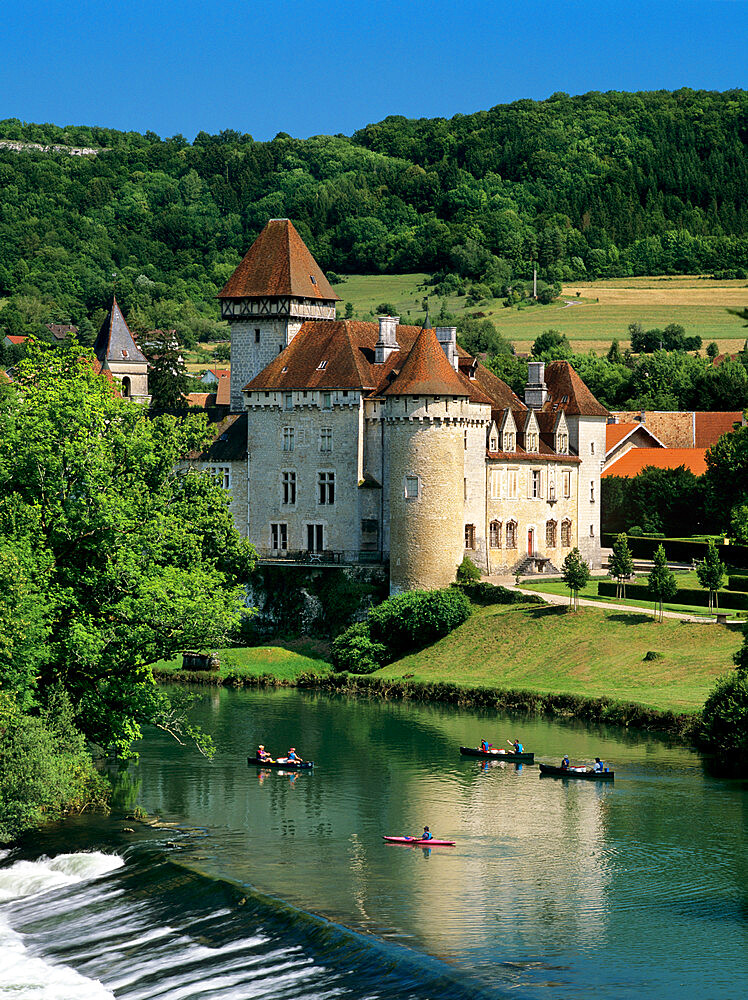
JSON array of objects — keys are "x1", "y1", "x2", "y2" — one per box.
[{"x1": 229, "y1": 317, "x2": 304, "y2": 411}]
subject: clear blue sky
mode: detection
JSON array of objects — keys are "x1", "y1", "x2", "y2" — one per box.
[{"x1": 1, "y1": 0, "x2": 746, "y2": 140}]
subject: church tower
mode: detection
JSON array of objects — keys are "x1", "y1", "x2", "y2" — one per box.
[
  {"x1": 218, "y1": 219, "x2": 339, "y2": 411},
  {"x1": 94, "y1": 297, "x2": 150, "y2": 404}
]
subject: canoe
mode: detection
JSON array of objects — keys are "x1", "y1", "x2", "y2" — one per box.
[
  {"x1": 383, "y1": 836, "x2": 456, "y2": 846},
  {"x1": 459, "y1": 746, "x2": 534, "y2": 764},
  {"x1": 247, "y1": 757, "x2": 314, "y2": 769},
  {"x1": 539, "y1": 763, "x2": 614, "y2": 781}
]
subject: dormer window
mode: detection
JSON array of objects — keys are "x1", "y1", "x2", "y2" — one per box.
[
  {"x1": 490, "y1": 436, "x2": 498, "y2": 451},
  {"x1": 504, "y1": 433, "x2": 514, "y2": 451},
  {"x1": 317, "y1": 360, "x2": 328, "y2": 370}
]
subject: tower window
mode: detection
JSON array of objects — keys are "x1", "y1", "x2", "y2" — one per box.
[
  {"x1": 255, "y1": 328, "x2": 260, "y2": 343},
  {"x1": 590, "y1": 480, "x2": 595, "y2": 503},
  {"x1": 282, "y1": 471, "x2": 296, "y2": 505},
  {"x1": 404, "y1": 475, "x2": 419, "y2": 499},
  {"x1": 284, "y1": 393, "x2": 293, "y2": 410},
  {"x1": 283, "y1": 427, "x2": 294, "y2": 451},
  {"x1": 464, "y1": 524, "x2": 476, "y2": 549},
  {"x1": 320, "y1": 427, "x2": 332, "y2": 452},
  {"x1": 590, "y1": 441, "x2": 595, "y2": 455},
  {"x1": 270, "y1": 522, "x2": 288, "y2": 551},
  {"x1": 322, "y1": 392, "x2": 332, "y2": 409}
]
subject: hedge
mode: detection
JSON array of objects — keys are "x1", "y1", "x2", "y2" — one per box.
[
  {"x1": 601, "y1": 534, "x2": 748, "y2": 568},
  {"x1": 728, "y1": 576, "x2": 748, "y2": 592},
  {"x1": 453, "y1": 582, "x2": 545, "y2": 606},
  {"x1": 597, "y1": 580, "x2": 748, "y2": 610}
]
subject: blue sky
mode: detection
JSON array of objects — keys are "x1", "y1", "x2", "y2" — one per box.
[{"x1": 1, "y1": 0, "x2": 746, "y2": 140}]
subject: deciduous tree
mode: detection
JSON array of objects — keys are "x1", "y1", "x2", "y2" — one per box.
[
  {"x1": 647, "y1": 544, "x2": 677, "y2": 622},
  {"x1": 608, "y1": 533, "x2": 634, "y2": 600},
  {"x1": 561, "y1": 547, "x2": 590, "y2": 611},
  {"x1": 696, "y1": 539, "x2": 725, "y2": 611}
]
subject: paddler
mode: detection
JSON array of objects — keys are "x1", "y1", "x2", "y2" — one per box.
[
  {"x1": 561, "y1": 754, "x2": 570, "y2": 770},
  {"x1": 509, "y1": 738, "x2": 524, "y2": 754},
  {"x1": 480, "y1": 738, "x2": 492, "y2": 752},
  {"x1": 257, "y1": 744, "x2": 274, "y2": 762},
  {"x1": 282, "y1": 747, "x2": 303, "y2": 763},
  {"x1": 420, "y1": 826, "x2": 433, "y2": 841}
]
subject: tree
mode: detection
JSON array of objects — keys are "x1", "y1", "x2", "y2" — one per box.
[
  {"x1": 696, "y1": 539, "x2": 725, "y2": 611},
  {"x1": 730, "y1": 503, "x2": 748, "y2": 544},
  {"x1": 561, "y1": 547, "x2": 590, "y2": 610},
  {"x1": 213, "y1": 342, "x2": 230, "y2": 362},
  {"x1": 706, "y1": 342, "x2": 719, "y2": 360},
  {"x1": 703, "y1": 423, "x2": 748, "y2": 530},
  {"x1": 607, "y1": 533, "x2": 634, "y2": 599},
  {"x1": 699, "y1": 630, "x2": 748, "y2": 773},
  {"x1": 647, "y1": 544, "x2": 677, "y2": 622},
  {"x1": 145, "y1": 333, "x2": 191, "y2": 410},
  {"x1": 0, "y1": 340, "x2": 256, "y2": 758},
  {"x1": 345, "y1": 302, "x2": 354, "y2": 319},
  {"x1": 607, "y1": 339, "x2": 623, "y2": 364},
  {"x1": 532, "y1": 329, "x2": 571, "y2": 359}
]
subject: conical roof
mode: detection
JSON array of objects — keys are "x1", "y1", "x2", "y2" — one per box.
[
  {"x1": 94, "y1": 297, "x2": 147, "y2": 365},
  {"x1": 218, "y1": 219, "x2": 339, "y2": 301},
  {"x1": 383, "y1": 323, "x2": 469, "y2": 397}
]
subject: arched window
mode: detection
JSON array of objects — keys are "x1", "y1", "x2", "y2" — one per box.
[
  {"x1": 506, "y1": 520, "x2": 518, "y2": 549},
  {"x1": 464, "y1": 524, "x2": 476, "y2": 549},
  {"x1": 546, "y1": 519, "x2": 557, "y2": 547},
  {"x1": 121, "y1": 376, "x2": 131, "y2": 397},
  {"x1": 490, "y1": 520, "x2": 502, "y2": 548},
  {"x1": 561, "y1": 519, "x2": 572, "y2": 547}
]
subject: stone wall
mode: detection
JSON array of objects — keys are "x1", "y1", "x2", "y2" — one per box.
[
  {"x1": 229, "y1": 317, "x2": 304, "y2": 411},
  {"x1": 571, "y1": 415, "x2": 606, "y2": 567}
]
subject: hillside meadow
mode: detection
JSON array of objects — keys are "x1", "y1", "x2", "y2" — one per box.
[{"x1": 331, "y1": 273, "x2": 748, "y2": 355}]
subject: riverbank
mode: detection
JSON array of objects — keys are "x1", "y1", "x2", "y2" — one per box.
[{"x1": 155, "y1": 603, "x2": 740, "y2": 740}]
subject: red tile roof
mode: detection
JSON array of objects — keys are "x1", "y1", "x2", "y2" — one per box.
[
  {"x1": 694, "y1": 411, "x2": 744, "y2": 448},
  {"x1": 218, "y1": 219, "x2": 339, "y2": 301},
  {"x1": 4, "y1": 335, "x2": 28, "y2": 345},
  {"x1": 383, "y1": 324, "x2": 471, "y2": 397},
  {"x1": 606, "y1": 422, "x2": 640, "y2": 450},
  {"x1": 602, "y1": 447, "x2": 707, "y2": 478},
  {"x1": 215, "y1": 372, "x2": 231, "y2": 407},
  {"x1": 543, "y1": 360, "x2": 608, "y2": 417}
]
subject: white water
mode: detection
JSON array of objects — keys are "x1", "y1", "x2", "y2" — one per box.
[{"x1": 0, "y1": 852, "x2": 123, "y2": 1000}]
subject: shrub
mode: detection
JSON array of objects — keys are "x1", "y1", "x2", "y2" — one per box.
[
  {"x1": 330, "y1": 623, "x2": 387, "y2": 674},
  {"x1": 455, "y1": 582, "x2": 545, "y2": 606},
  {"x1": 699, "y1": 668, "x2": 748, "y2": 772},
  {"x1": 643, "y1": 651, "x2": 665, "y2": 661},
  {"x1": 368, "y1": 588, "x2": 472, "y2": 656},
  {"x1": 456, "y1": 555, "x2": 481, "y2": 584},
  {"x1": 628, "y1": 525, "x2": 644, "y2": 536}
]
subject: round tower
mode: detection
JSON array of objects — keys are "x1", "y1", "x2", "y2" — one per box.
[
  {"x1": 387, "y1": 400, "x2": 466, "y2": 592},
  {"x1": 382, "y1": 321, "x2": 472, "y2": 593}
]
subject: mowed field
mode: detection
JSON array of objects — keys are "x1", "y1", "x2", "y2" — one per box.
[
  {"x1": 333, "y1": 274, "x2": 748, "y2": 355},
  {"x1": 378, "y1": 603, "x2": 740, "y2": 713}
]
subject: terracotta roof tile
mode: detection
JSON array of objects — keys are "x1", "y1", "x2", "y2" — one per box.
[
  {"x1": 215, "y1": 372, "x2": 231, "y2": 407},
  {"x1": 602, "y1": 447, "x2": 707, "y2": 478},
  {"x1": 4, "y1": 335, "x2": 28, "y2": 345},
  {"x1": 694, "y1": 411, "x2": 744, "y2": 448},
  {"x1": 542, "y1": 360, "x2": 608, "y2": 417},
  {"x1": 218, "y1": 219, "x2": 339, "y2": 301},
  {"x1": 383, "y1": 324, "x2": 470, "y2": 397}
]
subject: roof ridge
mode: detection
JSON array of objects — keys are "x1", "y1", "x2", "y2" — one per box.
[{"x1": 383, "y1": 324, "x2": 469, "y2": 397}]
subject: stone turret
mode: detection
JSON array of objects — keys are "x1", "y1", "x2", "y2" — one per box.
[
  {"x1": 218, "y1": 219, "x2": 339, "y2": 410},
  {"x1": 94, "y1": 297, "x2": 150, "y2": 404}
]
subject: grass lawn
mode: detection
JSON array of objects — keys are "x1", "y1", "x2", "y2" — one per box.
[
  {"x1": 519, "y1": 575, "x2": 747, "y2": 618},
  {"x1": 333, "y1": 273, "x2": 748, "y2": 355},
  {"x1": 376, "y1": 603, "x2": 740, "y2": 713},
  {"x1": 153, "y1": 642, "x2": 331, "y2": 683}
]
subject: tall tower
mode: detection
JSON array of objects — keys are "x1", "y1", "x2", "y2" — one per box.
[
  {"x1": 94, "y1": 297, "x2": 150, "y2": 404},
  {"x1": 218, "y1": 219, "x2": 339, "y2": 411},
  {"x1": 384, "y1": 322, "x2": 472, "y2": 593}
]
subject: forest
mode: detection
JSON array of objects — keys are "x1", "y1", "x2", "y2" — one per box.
[{"x1": 0, "y1": 88, "x2": 747, "y2": 343}]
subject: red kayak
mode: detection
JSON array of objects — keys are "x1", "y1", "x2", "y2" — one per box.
[{"x1": 383, "y1": 836, "x2": 456, "y2": 846}]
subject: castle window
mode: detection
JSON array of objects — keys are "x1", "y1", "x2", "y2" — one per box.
[
  {"x1": 490, "y1": 435, "x2": 498, "y2": 451},
  {"x1": 490, "y1": 520, "x2": 502, "y2": 548},
  {"x1": 464, "y1": 478, "x2": 467, "y2": 500},
  {"x1": 255, "y1": 328, "x2": 260, "y2": 343},
  {"x1": 404, "y1": 475, "x2": 420, "y2": 500},
  {"x1": 546, "y1": 520, "x2": 557, "y2": 547},
  {"x1": 561, "y1": 519, "x2": 572, "y2": 547},
  {"x1": 590, "y1": 480, "x2": 595, "y2": 503},
  {"x1": 504, "y1": 432, "x2": 514, "y2": 451},
  {"x1": 464, "y1": 524, "x2": 476, "y2": 549},
  {"x1": 531, "y1": 470, "x2": 541, "y2": 499},
  {"x1": 506, "y1": 520, "x2": 518, "y2": 549},
  {"x1": 558, "y1": 433, "x2": 567, "y2": 454},
  {"x1": 121, "y1": 376, "x2": 131, "y2": 397},
  {"x1": 464, "y1": 430, "x2": 468, "y2": 450},
  {"x1": 204, "y1": 465, "x2": 231, "y2": 490},
  {"x1": 282, "y1": 471, "x2": 296, "y2": 505},
  {"x1": 322, "y1": 392, "x2": 332, "y2": 409},
  {"x1": 320, "y1": 427, "x2": 332, "y2": 452},
  {"x1": 489, "y1": 469, "x2": 500, "y2": 499},
  {"x1": 590, "y1": 441, "x2": 595, "y2": 455},
  {"x1": 528, "y1": 433, "x2": 537, "y2": 452},
  {"x1": 270, "y1": 522, "x2": 288, "y2": 551},
  {"x1": 284, "y1": 393, "x2": 293, "y2": 410},
  {"x1": 563, "y1": 470, "x2": 571, "y2": 498},
  {"x1": 590, "y1": 524, "x2": 595, "y2": 537},
  {"x1": 507, "y1": 469, "x2": 518, "y2": 499},
  {"x1": 318, "y1": 471, "x2": 335, "y2": 505},
  {"x1": 283, "y1": 427, "x2": 294, "y2": 451}
]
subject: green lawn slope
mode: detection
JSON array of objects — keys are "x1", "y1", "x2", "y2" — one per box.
[
  {"x1": 376, "y1": 603, "x2": 741, "y2": 714},
  {"x1": 153, "y1": 643, "x2": 330, "y2": 684}
]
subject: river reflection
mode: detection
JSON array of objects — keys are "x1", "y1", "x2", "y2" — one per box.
[{"x1": 128, "y1": 687, "x2": 747, "y2": 998}]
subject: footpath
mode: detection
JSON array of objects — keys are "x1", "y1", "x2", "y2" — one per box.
[{"x1": 490, "y1": 576, "x2": 734, "y2": 624}]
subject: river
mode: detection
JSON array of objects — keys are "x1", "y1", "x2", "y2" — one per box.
[{"x1": 1, "y1": 687, "x2": 746, "y2": 999}]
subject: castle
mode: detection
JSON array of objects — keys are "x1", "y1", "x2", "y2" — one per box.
[{"x1": 212, "y1": 219, "x2": 608, "y2": 592}]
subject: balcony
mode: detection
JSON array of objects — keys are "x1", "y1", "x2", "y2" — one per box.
[{"x1": 256, "y1": 548, "x2": 386, "y2": 567}]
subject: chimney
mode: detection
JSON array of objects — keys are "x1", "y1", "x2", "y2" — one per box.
[
  {"x1": 639, "y1": 410, "x2": 645, "y2": 424},
  {"x1": 374, "y1": 315, "x2": 400, "y2": 364},
  {"x1": 524, "y1": 361, "x2": 548, "y2": 409},
  {"x1": 435, "y1": 326, "x2": 458, "y2": 370}
]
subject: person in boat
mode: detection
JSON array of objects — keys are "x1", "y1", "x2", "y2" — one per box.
[
  {"x1": 257, "y1": 745, "x2": 274, "y2": 763},
  {"x1": 511, "y1": 739, "x2": 524, "y2": 754},
  {"x1": 592, "y1": 757, "x2": 604, "y2": 773},
  {"x1": 561, "y1": 754, "x2": 570, "y2": 770},
  {"x1": 420, "y1": 826, "x2": 433, "y2": 841},
  {"x1": 480, "y1": 738, "x2": 492, "y2": 753},
  {"x1": 281, "y1": 747, "x2": 303, "y2": 763}
]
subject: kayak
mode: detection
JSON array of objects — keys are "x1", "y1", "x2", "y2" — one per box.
[
  {"x1": 459, "y1": 746, "x2": 534, "y2": 764},
  {"x1": 383, "y1": 836, "x2": 456, "y2": 846},
  {"x1": 247, "y1": 757, "x2": 314, "y2": 769},
  {"x1": 539, "y1": 763, "x2": 614, "y2": 781}
]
